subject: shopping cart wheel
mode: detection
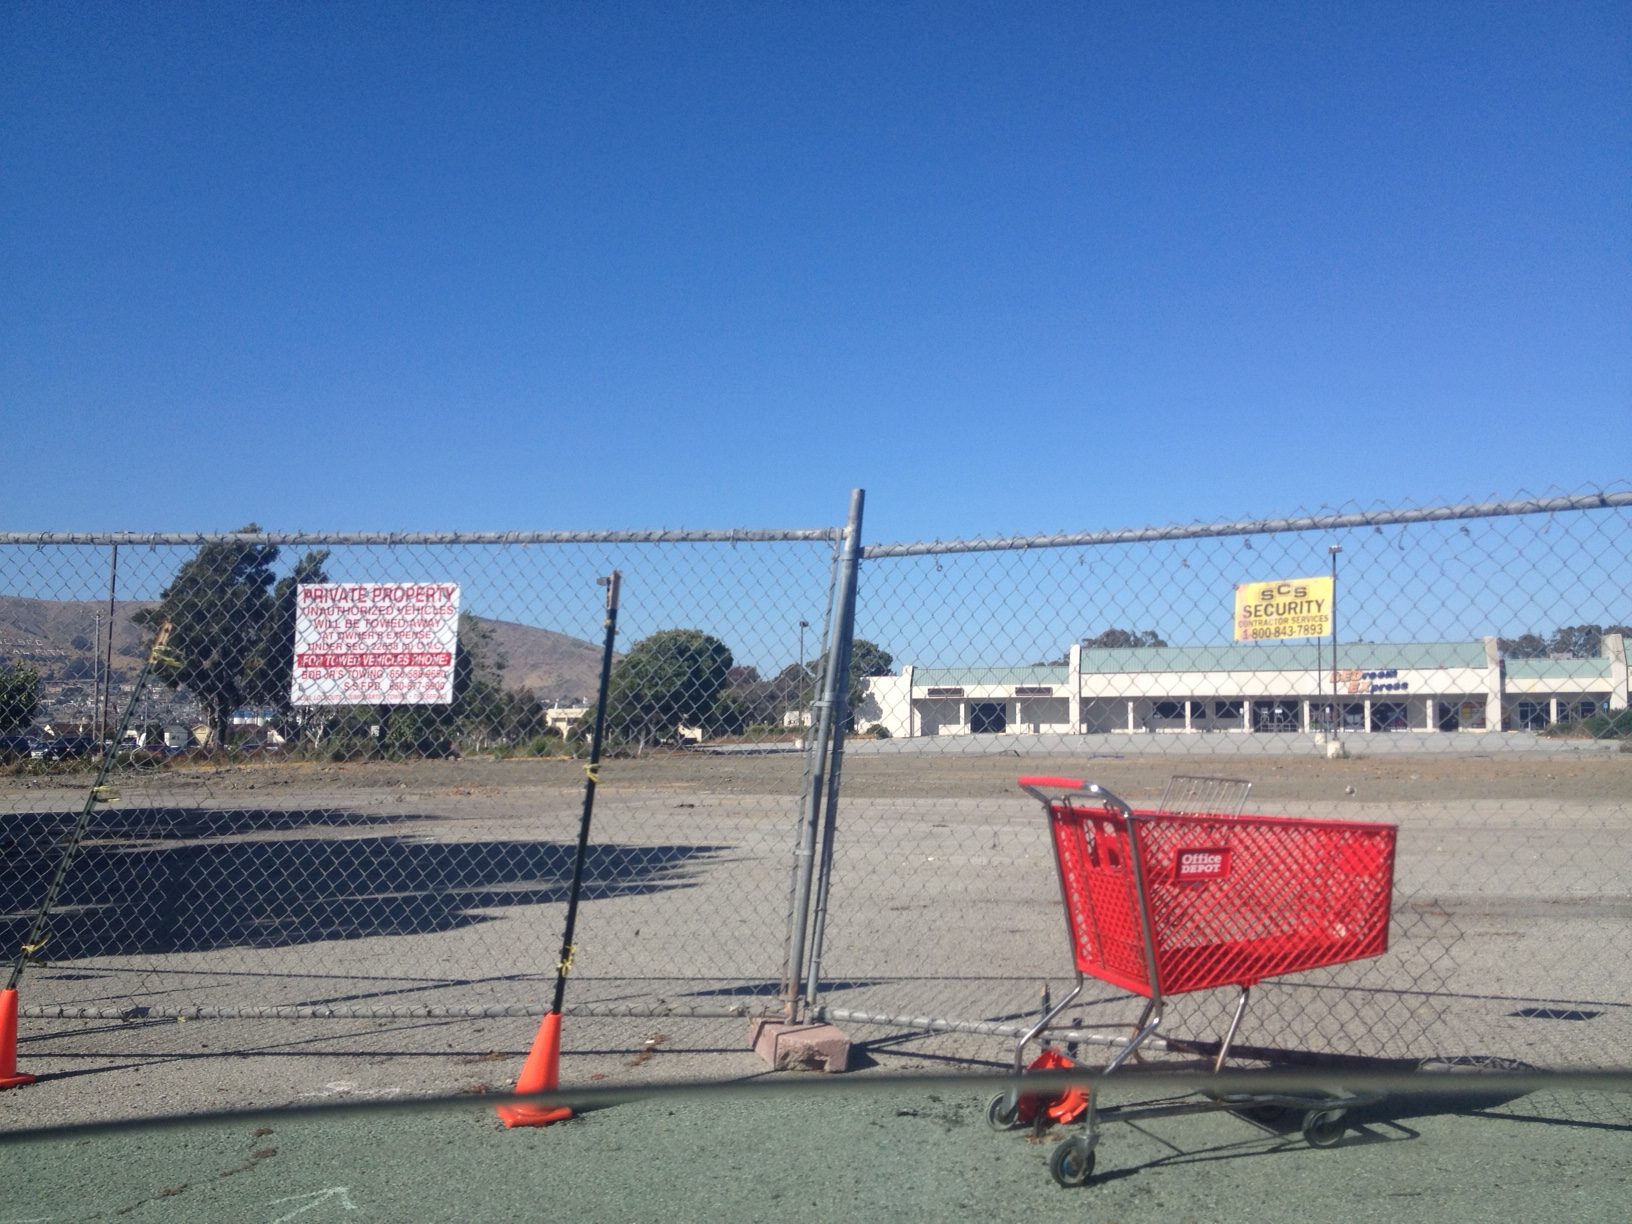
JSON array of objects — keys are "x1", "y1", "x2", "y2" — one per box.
[
  {"x1": 986, "y1": 1092, "x2": 1021, "y2": 1131},
  {"x1": 1047, "y1": 1136, "x2": 1096, "y2": 1188},
  {"x1": 1301, "y1": 1107, "x2": 1347, "y2": 1148}
]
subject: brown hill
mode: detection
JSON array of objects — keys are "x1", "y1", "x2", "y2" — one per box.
[
  {"x1": 0, "y1": 595, "x2": 153, "y2": 676},
  {"x1": 474, "y1": 617, "x2": 605, "y2": 705}
]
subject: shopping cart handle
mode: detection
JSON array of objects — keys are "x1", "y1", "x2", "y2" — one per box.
[
  {"x1": 1018, "y1": 776, "x2": 1132, "y2": 816},
  {"x1": 1018, "y1": 776, "x2": 1092, "y2": 792}
]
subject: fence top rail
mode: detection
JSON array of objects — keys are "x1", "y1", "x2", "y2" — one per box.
[
  {"x1": 860, "y1": 489, "x2": 1632, "y2": 559},
  {"x1": 0, "y1": 528, "x2": 846, "y2": 548},
  {"x1": 4, "y1": 488, "x2": 1627, "y2": 554}
]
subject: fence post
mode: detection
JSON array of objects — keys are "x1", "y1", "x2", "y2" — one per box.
[
  {"x1": 781, "y1": 489, "x2": 865, "y2": 1021},
  {"x1": 783, "y1": 536, "x2": 843, "y2": 1009},
  {"x1": 802, "y1": 507, "x2": 864, "y2": 1011}
]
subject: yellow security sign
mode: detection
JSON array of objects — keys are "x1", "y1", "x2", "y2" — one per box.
[{"x1": 1234, "y1": 576, "x2": 1333, "y2": 641}]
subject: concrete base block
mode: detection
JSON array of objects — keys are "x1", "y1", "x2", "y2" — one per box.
[{"x1": 749, "y1": 1018, "x2": 851, "y2": 1073}]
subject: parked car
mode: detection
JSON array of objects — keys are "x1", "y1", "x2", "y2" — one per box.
[
  {"x1": 29, "y1": 736, "x2": 98, "y2": 761},
  {"x1": 0, "y1": 734, "x2": 37, "y2": 762}
]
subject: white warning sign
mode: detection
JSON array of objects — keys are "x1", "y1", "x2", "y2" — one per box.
[{"x1": 291, "y1": 583, "x2": 460, "y2": 706}]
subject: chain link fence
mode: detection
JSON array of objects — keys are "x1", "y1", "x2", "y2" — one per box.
[
  {"x1": 2, "y1": 529, "x2": 847, "y2": 1030},
  {"x1": 3, "y1": 486, "x2": 1629, "y2": 1082},
  {"x1": 809, "y1": 488, "x2": 1632, "y2": 1072}
]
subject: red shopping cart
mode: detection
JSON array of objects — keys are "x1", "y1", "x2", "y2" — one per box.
[{"x1": 990, "y1": 776, "x2": 1398, "y2": 1187}]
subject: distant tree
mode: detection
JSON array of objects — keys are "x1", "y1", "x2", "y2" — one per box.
[
  {"x1": 606, "y1": 629, "x2": 733, "y2": 748},
  {"x1": 1040, "y1": 628, "x2": 1169, "y2": 665},
  {"x1": 1, "y1": 661, "x2": 41, "y2": 733},
  {"x1": 849, "y1": 639, "x2": 893, "y2": 682},
  {"x1": 385, "y1": 613, "x2": 509, "y2": 754},
  {"x1": 704, "y1": 690, "x2": 752, "y2": 738},
  {"x1": 1083, "y1": 628, "x2": 1167, "y2": 649},
  {"x1": 1498, "y1": 633, "x2": 1549, "y2": 659},
  {"x1": 497, "y1": 689, "x2": 549, "y2": 744},
  {"x1": 241, "y1": 549, "x2": 331, "y2": 733},
  {"x1": 1547, "y1": 624, "x2": 1632, "y2": 659},
  {"x1": 132, "y1": 526, "x2": 280, "y2": 750},
  {"x1": 721, "y1": 665, "x2": 789, "y2": 731},
  {"x1": 768, "y1": 661, "x2": 813, "y2": 718},
  {"x1": 844, "y1": 639, "x2": 894, "y2": 731}
]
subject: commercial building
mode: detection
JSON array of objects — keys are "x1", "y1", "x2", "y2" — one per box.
[{"x1": 857, "y1": 634, "x2": 1628, "y2": 739}]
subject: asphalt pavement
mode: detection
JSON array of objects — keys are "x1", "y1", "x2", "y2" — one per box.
[{"x1": 4, "y1": 1072, "x2": 1630, "y2": 1223}]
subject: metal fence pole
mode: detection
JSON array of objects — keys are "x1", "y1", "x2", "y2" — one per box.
[
  {"x1": 802, "y1": 515, "x2": 864, "y2": 1011},
  {"x1": 782, "y1": 489, "x2": 865, "y2": 1021},
  {"x1": 783, "y1": 535, "x2": 845, "y2": 1007},
  {"x1": 102, "y1": 545, "x2": 118, "y2": 746}
]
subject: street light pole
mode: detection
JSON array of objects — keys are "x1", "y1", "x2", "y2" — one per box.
[
  {"x1": 1329, "y1": 545, "x2": 1342, "y2": 738},
  {"x1": 798, "y1": 620, "x2": 810, "y2": 724},
  {"x1": 91, "y1": 614, "x2": 103, "y2": 743}
]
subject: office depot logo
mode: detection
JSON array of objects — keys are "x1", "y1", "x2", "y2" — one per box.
[{"x1": 1174, "y1": 847, "x2": 1231, "y2": 882}]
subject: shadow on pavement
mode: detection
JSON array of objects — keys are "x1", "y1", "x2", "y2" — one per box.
[{"x1": 2, "y1": 805, "x2": 726, "y2": 958}]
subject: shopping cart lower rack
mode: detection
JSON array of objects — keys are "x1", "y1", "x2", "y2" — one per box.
[{"x1": 990, "y1": 776, "x2": 1398, "y2": 1187}]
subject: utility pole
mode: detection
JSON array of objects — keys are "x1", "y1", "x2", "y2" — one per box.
[
  {"x1": 798, "y1": 619, "x2": 810, "y2": 723},
  {"x1": 91, "y1": 613, "x2": 103, "y2": 742},
  {"x1": 104, "y1": 543, "x2": 119, "y2": 748},
  {"x1": 1329, "y1": 545, "x2": 1342, "y2": 738}
]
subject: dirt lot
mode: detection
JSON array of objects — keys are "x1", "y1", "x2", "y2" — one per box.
[{"x1": 10, "y1": 733, "x2": 1618, "y2": 803}]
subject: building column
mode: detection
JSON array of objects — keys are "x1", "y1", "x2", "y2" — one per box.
[
  {"x1": 1481, "y1": 636, "x2": 1503, "y2": 731},
  {"x1": 1606, "y1": 633, "x2": 1628, "y2": 710},
  {"x1": 1068, "y1": 644, "x2": 1083, "y2": 733}
]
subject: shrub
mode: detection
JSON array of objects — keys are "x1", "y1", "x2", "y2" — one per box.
[
  {"x1": 1543, "y1": 709, "x2": 1632, "y2": 740},
  {"x1": 1583, "y1": 709, "x2": 1632, "y2": 740}
]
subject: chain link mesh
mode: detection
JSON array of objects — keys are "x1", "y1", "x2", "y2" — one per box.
[
  {"x1": 2, "y1": 533, "x2": 842, "y2": 1028},
  {"x1": 811, "y1": 488, "x2": 1631, "y2": 1071},
  {"x1": 3, "y1": 486, "x2": 1629, "y2": 1082}
]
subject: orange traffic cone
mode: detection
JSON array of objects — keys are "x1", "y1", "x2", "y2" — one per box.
[
  {"x1": 497, "y1": 1011, "x2": 571, "y2": 1128},
  {"x1": 1, "y1": 988, "x2": 35, "y2": 1090}
]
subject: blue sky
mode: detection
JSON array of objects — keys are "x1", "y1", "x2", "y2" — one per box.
[{"x1": 3, "y1": 1, "x2": 1627, "y2": 544}]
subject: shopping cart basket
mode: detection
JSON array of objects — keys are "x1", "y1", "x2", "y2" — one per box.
[{"x1": 990, "y1": 776, "x2": 1398, "y2": 1187}]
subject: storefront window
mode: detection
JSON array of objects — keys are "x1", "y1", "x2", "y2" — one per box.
[
  {"x1": 1251, "y1": 701, "x2": 1299, "y2": 732},
  {"x1": 1371, "y1": 702, "x2": 1409, "y2": 731},
  {"x1": 1516, "y1": 702, "x2": 1549, "y2": 730}
]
